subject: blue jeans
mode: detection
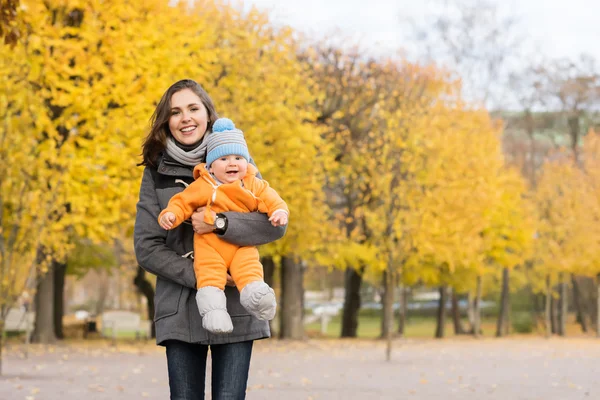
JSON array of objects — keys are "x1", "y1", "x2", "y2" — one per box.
[{"x1": 165, "y1": 340, "x2": 254, "y2": 400}]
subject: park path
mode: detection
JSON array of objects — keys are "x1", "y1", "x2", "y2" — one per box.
[{"x1": 0, "y1": 337, "x2": 599, "y2": 399}]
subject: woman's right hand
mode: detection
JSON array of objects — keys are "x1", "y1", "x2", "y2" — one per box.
[{"x1": 191, "y1": 206, "x2": 216, "y2": 234}]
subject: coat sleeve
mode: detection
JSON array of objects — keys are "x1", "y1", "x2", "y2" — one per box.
[
  {"x1": 218, "y1": 211, "x2": 287, "y2": 247},
  {"x1": 134, "y1": 167, "x2": 197, "y2": 289},
  {"x1": 217, "y1": 157, "x2": 287, "y2": 247}
]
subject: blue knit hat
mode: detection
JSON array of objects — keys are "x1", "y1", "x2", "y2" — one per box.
[{"x1": 205, "y1": 118, "x2": 250, "y2": 167}]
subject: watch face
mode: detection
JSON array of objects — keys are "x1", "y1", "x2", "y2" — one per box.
[{"x1": 216, "y1": 218, "x2": 225, "y2": 229}]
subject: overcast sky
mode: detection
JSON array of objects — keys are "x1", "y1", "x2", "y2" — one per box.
[{"x1": 242, "y1": 0, "x2": 599, "y2": 62}]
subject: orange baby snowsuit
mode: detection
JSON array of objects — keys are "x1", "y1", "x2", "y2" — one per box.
[{"x1": 158, "y1": 163, "x2": 288, "y2": 291}]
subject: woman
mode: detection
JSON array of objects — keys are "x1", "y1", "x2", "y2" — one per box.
[{"x1": 134, "y1": 79, "x2": 285, "y2": 399}]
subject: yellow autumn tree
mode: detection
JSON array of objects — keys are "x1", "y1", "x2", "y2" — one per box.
[
  {"x1": 187, "y1": 2, "x2": 329, "y2": 262},
  {"x1": 398, "y1": 106, "x2": 497, "y2": 336},
  {"x1": 2, "y1": 0, "x2": 239, "y2": 342},
  {"x1": 362, "y1": 61, "x2": 455, "y2": 342},
  {"x1": 302, "y1": 45, "x2": 413, "y2": 338},
  {"x1": 577, "y1": 129, "x2": 600, "y2": 335},
  {"x1": 2, "y1": 0, "x2": 333, "y2": 341},
  {"x1": 180, "y1": 2, "x2": 331, "y2": 338},
  {"x1": 0, "y1": 47, "x2": 58, "y2": 321},
  {"x1": 0, "y1": 0, "x2": 21, "y2": 46},
  {"x1": 479, "y1": 168, "x2": 535, "y2": 337},
  {"x1": 534, "y1": 150, "x2": 597, "y2": 336},
  {"x1": 380, "y1": 92, "x2": 535, "y2": 340}
]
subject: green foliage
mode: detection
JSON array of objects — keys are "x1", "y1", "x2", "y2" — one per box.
[
  {"x1": 512, "y1": 312, "x2": 534, "y2": 333},
  {"x1": 66, "y1": 240, "x2": 116, "y2": 278}
]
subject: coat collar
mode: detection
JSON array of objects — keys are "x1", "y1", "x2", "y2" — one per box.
[{"x1": 156, "y1": 153, "x2": 194, "y2": 178}]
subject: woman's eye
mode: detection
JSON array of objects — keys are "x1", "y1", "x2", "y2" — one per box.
[{"x1": 171, "y1": 111, "x2": 180, "y2": 116}]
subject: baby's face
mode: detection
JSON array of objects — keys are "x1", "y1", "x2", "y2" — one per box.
[{"x1": 209, "y1": 155, "x2": 248, "y2": 183}]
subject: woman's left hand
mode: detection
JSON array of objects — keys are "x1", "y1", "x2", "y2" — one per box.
[{"x1": 191, "y1": 206, "x2": 216, "y2": 234}]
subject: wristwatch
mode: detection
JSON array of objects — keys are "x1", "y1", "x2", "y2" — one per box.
[{"x1": 214, "y1": 213, "x2": 228, "y2": 235}]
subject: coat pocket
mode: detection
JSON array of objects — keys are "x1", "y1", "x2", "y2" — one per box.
[{"x1": 154, "y1": 277, "x2": 184, "y2": 321}]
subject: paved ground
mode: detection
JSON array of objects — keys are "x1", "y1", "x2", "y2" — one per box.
[{"x1": 0, "y1": 337, "x2": 599, "y2": 399}]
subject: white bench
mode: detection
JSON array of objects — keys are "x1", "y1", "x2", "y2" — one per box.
[
  {"x1": 305, "y1": 304, "x2": 341, "y2": 334},
  {"x1": 3, "y1": 308, "x2": 34, "y2": 357},
  {"x1": 100, "y1": 310, "x2": 151, "y2": 341},
  {"x1": 3, "y1": 307, "x2": 34, "y2": 335}
]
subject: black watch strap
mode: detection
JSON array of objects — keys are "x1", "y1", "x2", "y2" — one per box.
[{"x1": 214, "y1": 213, "x2": 228, "y2": 235}]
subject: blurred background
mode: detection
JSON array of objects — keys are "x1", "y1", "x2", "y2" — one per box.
[{"x1": 2, "y1": 0, "x2": 600, "y2": 348}]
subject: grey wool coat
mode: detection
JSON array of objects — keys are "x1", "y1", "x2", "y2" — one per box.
[{"x1": 134, "y1": 153, "x2": 286, "y2": 345}]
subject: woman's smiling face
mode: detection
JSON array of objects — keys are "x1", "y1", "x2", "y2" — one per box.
[{"x1": 168, "y1": 88, "x2": 209, "y2": 146}]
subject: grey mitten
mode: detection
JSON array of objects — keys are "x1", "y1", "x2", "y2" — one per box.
[
  {"x1": 240, "y1": 281, "x2": 277, "y2": 321},
  {"x1": 196, "y1": 286, "x2": 233, "y2": 334}
]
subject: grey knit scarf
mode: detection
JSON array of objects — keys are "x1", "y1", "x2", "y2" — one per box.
[{"x1": 165, "y1": 137, "x2": 207, "y2": 166}]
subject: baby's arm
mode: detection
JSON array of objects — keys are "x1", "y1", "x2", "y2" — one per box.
[
  {"x1": 252, "y1": 179, "x2": 289, "y2": 227},
  {"x1": 158, "y1": 179, "x2": 212, "y2": 229},
  {"x1": 269, "y1": 210, "x2": 288, "y2": 227},
  {"x1": 159, "y1": 211, "x2": 177, "y2": 230}
]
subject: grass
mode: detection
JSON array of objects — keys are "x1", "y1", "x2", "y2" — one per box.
[{"x1": 305, "y1": 315, "x2": 539, "y2": 339}]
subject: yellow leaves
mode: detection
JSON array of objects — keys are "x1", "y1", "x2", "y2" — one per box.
[{"x1": 532, "y1": 135, "x2": 600, "y2": 280}]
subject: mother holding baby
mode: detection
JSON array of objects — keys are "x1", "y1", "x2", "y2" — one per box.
[{"x1": 134, "y1": 79, "x2": 285, "y2": 399}]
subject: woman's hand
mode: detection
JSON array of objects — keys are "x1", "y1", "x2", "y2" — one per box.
[
  {"x1": 191, "y1": 206, "x2": 216, "y2": 234},
  {"x1": 226, "y1": 274, "x2": 236, "y2": 287}
]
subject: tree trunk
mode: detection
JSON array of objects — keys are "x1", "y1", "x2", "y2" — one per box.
[
  {"x1": 550, "y1": 293, "x2": 558, "y2": 334},
  {"x1": 384, "y1": 268, "x2": 395, "y2": 362},
  {"x1": 340, "y1": 267, "x2": 362, "y2": 338},
  {"x1": 0, "y1": 320, "x2": 4, "y2": 375},
  {"x1": 596, "y1": 274, "x2": 600, "y2": 338},
  {"x1": 262, "y1": 256, "x2": 276, "y2": 288},
  {"x1": 435, "y1": 286, "x2": 447, "y2": 339},
  {"x1": 279, "y1": 256, "x2": 304, "y2": 339},
  {"x1": 580, "y1": 276, "x2": 597, "y2": 332},
  {"x1": 496, "y1": 268, "x2": 510, "y2": 337},
  {"x1": 451, "y1": 290, "x2": 466, "y2": 335},
  {"x1": 397, "y1": 285, "x2": 407, "y2": 336},
  {"x1": 474, "y1": 275, "x2": 483, "y2": 338},
  {"x1": 262, "y1": 256, "x2": 277, "y2": 336},
  {"x1": 133, "y1": 266, "x2": 156, "y2": 338},
  {"x1": 53, "y1": 262, "x2": 67, "y2": 340},
  {"x1": 32, "y1": 266, "x2": 57, "y2": 344},
  {"x1": 95, "y1": 269, "x2": 109, "y2": 316},
  {"x1": 467, "y1": 292, "x2": 475, "y2": 334},
  {"x1": 545, "y1": 275, "x2": 552, "y2": 338},
  {"x1": 380, "y1": 270, "x2": 395, "y2": 339},
  {"x1": 558, "y1": 275, "x2": 568, "y2": 336},
  {"x1": 571, "y1": 274, "x2": 587, "y2": 332}
]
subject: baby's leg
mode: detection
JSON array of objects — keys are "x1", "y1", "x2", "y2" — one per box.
[
  {"x1": 194, "y1": 235, "x2": 232, "y2": 334},
  {"x1": 229, "y1": 246, "x2": 276, "y2": 321}
]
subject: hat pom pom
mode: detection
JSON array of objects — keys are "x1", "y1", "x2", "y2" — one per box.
[{"x1": 212, "y1": 118, "x2": 235, "y2": 132}]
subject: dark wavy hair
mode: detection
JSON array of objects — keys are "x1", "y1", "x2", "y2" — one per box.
[{"x1": 139, "y1": 79, "x2": 219, "y2": 167}]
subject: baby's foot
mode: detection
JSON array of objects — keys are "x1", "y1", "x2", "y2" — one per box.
[
  {"x1": 202, "y1": 309, "x2": 233, "y2": 333},
  {"x1": 196, "y1": 286, "x2": 233, "y2": 334},
  {"x1": 240, "y1": 281, "x2": 277, "y2": 321}
]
